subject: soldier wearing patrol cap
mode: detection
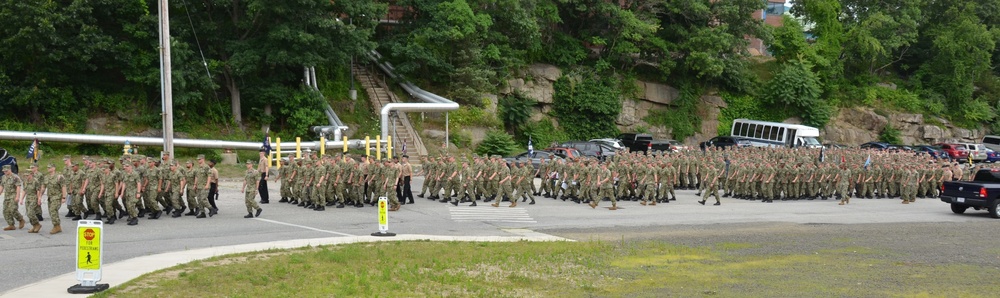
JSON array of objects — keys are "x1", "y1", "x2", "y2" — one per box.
[
  {"x1": 241, "y1": 159, "x2": 262, "y2": 218},
  {"x1": 182, "y1": 160, "x2": 198, "y2": 216},
  {"x1": 42, "y1": 163, "x2": 66, "y2": 234},
  {"x1": 2, "y1": 165, "x2": 26, "y2": 230}
]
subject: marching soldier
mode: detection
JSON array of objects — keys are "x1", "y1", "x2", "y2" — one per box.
[
  {"x1": 42, "y1": 164, "x2": 66, "y2": 234},
  {"x1": 241, "y1": 159, "x2": 263, "y2": 218}
]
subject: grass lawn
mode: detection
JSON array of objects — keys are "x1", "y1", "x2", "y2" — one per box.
[{"x1": 93, "y1": 240, "x2": 998, "y2": 297}]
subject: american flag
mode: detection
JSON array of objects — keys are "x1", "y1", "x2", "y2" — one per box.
[
  {"x1": 26, "y1": 136, "x2": 39, "y2": 162},
  {"x1": 527, "y1": 137, "x2": 534, "y2": 156},
  {"x1": 262, "y1": 132, "x2": 273, "y2": 155}
]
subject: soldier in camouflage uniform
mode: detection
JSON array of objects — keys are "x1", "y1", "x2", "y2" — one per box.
[
  {"x1": 242, "y1": 159, "x2": 263, "y2": 218},
  {"x1": 43, "y1": 164, "x2": 66, "y2": 234},
  {"x1": 165, "y1": 162, "x2": 187, "y2": 217},
  {"x1": 121, "y1": 163, "x2": 142, "y2": 225}
]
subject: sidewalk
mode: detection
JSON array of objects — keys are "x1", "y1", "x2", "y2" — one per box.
[{"x1": 1, "y1": 230, "x2": 568, "y2": 297}]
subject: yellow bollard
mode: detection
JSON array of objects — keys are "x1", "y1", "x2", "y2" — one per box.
[
  {"x1": 267, "y1": 152, "x2": 272, "y2": 169},
  {"x1": 296, "y1": 137, "x2": 301, "y2": 159},
  {"x1": 320, "y1": 136, "x2": 326, "y2": 157},
  {"x1": 276, "y1": 137, "x2": 282, "y2": 169},
  {"x1": 365, "y1": 136, "x2": 371, "y2": 157},
  {"x1": 387, "y1": 135, "x2": 392, "y2": 159},
  {"x1": 343, "y1": 136, "x2": 348, "y2": 153},
  {"x1": 376, "y1": 135, "x2": 382, "y2": 160}
]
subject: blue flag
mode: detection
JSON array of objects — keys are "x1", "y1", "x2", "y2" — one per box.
[
  {"x1": 863, "y1": 154, "x2": 871, "y2": 169},
  {"x1": 262, "y1": 133, "x2": 273, "y2": 155},
  {"x1": 26, "y1": 136, "x2": 38, "y2": 162},
  {"x1": 527, "y1": 137, "x2": 534, "y2": 156}
]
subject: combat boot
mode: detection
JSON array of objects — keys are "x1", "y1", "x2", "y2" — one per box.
[
  {"x1": 244, "y1": 213, "x2": 254, "y2": 218},
  {"x1": 65, "y1": 211, "x2": 75, "y2": 218},
  {"x1": 279, "y1": 197, "x2": 289, "y2": 203},
  {"x1": 72, "y1": 215, "x2": 83, "y2": 221},
  {"x1": 336, "y1": 203, "x2": 345, "y2": 208},
  {"x1": 469, "y1": 201, "x2": 477, "y2": 207},
  {"x1": 3, "y1": 225, "x2": 14, "y2": 231},
  {"x1": 209, "y1": 208, "x2": 218, "y2": 217},
  {"x1": 509, "y1": 201, "x2": 517, "y2": 208},
  {"x1": 491, "y1": 202, "x2": 500, "y2": 207},
  {"x1": 50, "y1": 224, "x2": 62, "y2": 234},
  {"x1": 255, "y1": 208, "x2": 263, "y2": 217},
  {"x1": 649, "y1": 201, "x2": 656, "y2": 206},
  {"x1": 609, "y1": 204, "x2": 618, "y2": 211},
  {"x1": 713, "y1": 202, "x2": 721, "y2": 206},
  {"x1": 450, "y1": 200, "x2": 459, "y2": 206},
  {"x1": 529, "y1": 198, "x2": 536, "y2": 205},
  {"x1": 196, "y1": 212, "x2": 207, "y2": 218},
  {"x1": 127, "y1": 217, "x2": 138, "y2": 226},
  {"x1": 28, "y1": 224, "x2": 41, "y2": 233},
  {"x1": 18, "y1": 218, "x2": 25, "y2": 229},
  {"x1": 105, "y1": 217, "x2": 116, "y2": 225}
]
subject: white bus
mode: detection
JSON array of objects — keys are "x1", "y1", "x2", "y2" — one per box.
[{"x1": 730, "y1": 119, "x2": 822, "y2": 148}]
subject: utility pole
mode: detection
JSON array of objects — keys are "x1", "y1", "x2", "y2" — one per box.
[
  {"x1": 349, "y1": 17, "x2": 357, "y2": 101},
  {"x1": 160, "y1": 0, "x2": 175, "y2": 157}
]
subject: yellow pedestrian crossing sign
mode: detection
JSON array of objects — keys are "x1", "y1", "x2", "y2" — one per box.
[
  {"x1": 77, "y1": 226, "x2": 102, "y2": 270},
  {"x1": 71, "y1": 220, "x2": 108, "y2": 293}
]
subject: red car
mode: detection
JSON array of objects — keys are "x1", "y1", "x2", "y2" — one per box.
[{"x1": 935, "y1": 143, "x2": 969, "y2": 160}]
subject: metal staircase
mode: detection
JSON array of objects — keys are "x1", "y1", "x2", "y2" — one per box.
[{"x1": 355, "y1": 64, "x2": 427, "y2": 157}]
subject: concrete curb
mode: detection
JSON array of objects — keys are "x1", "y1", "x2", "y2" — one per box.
[{"x1": 1, "y1": 231, "x2": 570, "y2": 297}]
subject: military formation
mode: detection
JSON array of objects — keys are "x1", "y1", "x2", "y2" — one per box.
[
  {"x1": 0, "y1": 152, "x2": 243, "y2": 235},
  {"x1": 413, "y1": 146, "x2": 994, "y2": 210},
  {"x1": 275, "y1": 151, "x2": 414, "y2": 212},
  {"x1": 3, "y1": 144, "x2": 997, "y2": 236}
]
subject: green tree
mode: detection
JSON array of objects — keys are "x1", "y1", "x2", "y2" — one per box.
[
  {"x1": 0, "y1": 0, "x2": 155, "y2": 128},
  {"x1": 552, "y1": 73, "x2": 622, "y2": 140},
  {"x1": 914, "y1": 2, "x2": 997, "y2": 111},
  {"x1": 763, "y1": 58, "x2": 831, "y2": 127},
  {"x1": 475, "y1": 130, "x2": 518, "y2": 156},
  {"x1": 651, "y1": 0, "x2": 769, "y2": 93}
]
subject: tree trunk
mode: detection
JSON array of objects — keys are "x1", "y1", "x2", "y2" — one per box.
[
  {"x1": 225, "y1": 74, "x2": 243, "y2": 128},
  {"x1": 262, "y1": 104, "x2": 271, "y2": 133}
]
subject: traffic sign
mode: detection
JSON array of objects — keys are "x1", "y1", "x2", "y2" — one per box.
[
  {"x1": 68, "y1": 220, "x2": 109, "y2": 294},
  {"x1": 371, "y1": 197, "x2": 395, "y2": 237}
]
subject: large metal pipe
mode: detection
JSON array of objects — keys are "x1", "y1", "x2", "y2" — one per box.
[
  {"x1": 0, "y1": 131, "x2": 367, "y2": 151},
  {"x1": 367, "y1": 50, "x2": 459, "y2": 139}
]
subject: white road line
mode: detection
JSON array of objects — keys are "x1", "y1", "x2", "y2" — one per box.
[
  {"x1": 448, "y1": 207, "x2": 536, "y2": 223},
  {"x1": 254, "y1": 218, "x2": 356, "y2": 237}
]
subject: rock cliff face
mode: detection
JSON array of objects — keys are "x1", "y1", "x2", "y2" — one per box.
[
  {"x1": 497, "y1": 63, "x2": 986, "y2": 146},
  {"x1": 821, "y1": 107, "x2": 985, "y2": 145}
]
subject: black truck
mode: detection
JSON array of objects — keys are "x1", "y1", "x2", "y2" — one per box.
[{"x1": 939, "y1": 168, "x2": 1000, "y2": 218}]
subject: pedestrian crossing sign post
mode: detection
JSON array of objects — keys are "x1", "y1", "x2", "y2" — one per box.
[
  {"x1": 371, "y1": 197, "x2": 396, "y2": 237},
  {"x1": 68, "y1": 220, "x2": 109, "y2": 294}
]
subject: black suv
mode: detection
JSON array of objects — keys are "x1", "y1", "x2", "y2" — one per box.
[
  {"x1": 0, "y1": 148, "x2": 19, "y2": 177},
  {"x1": 699, "y1": 136, "x2": 751, "y2": 150},
  {"x1": 616, "y1": 133, "x2": 653, "y2": 152},
  {"x1": 560, "y1": 141, "x2": 606, "y2": 160}
]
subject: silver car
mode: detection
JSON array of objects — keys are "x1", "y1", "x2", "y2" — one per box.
[{"x1": 961, "y1": 143, "x2": 989, "y2": 162}]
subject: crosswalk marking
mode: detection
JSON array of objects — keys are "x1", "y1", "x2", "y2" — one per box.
[{"x1": 448, "y1": 207, "x2": 536, "y2": 223}]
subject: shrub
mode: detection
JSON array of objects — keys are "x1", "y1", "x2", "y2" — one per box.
[
  {"x1": 552, "y1": 73, "x2": 622, "y2": 140},
  {"x1": 879, "y1": 124, "x2": 902, "y2": 144},
  {"x1": 475, "y1": 130, "x2": 518, "y2": 157}
]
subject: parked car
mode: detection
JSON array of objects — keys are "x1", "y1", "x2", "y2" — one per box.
[
  {"x1": 986, "y1": 149, "x2": 999, "y2": 163},
  {"x1": 823, "y1": 143, "x2": 849, "y2": 149},
  {"x1": 859, "y1": 142, "x2": 891, "y2": 150},
  {"x1": 699, "y1": 136, "x2": 751, "y2": 150},
  {"x1": 983, "y1": 135, "x2": 1000, "y2": 152},
  {"x1": 940, "y1": 168, "x2": 1000, "y2": 218},
  {"x1": 545, "y1": 147, "x2": 584, "y2": 159},
  {"x1": 593, "y1": 143, "x2": 618, "y2": 159},
  {"x1": 0, "y1": 148, "x2": 18, "y2": 177},
  {"x1": 559, "y1": 141, "x2": 607, "y2": 159},
  {"x1": 890, "y1": 145, "x2": 914, "y2": 152},
  {"x1": 913, "y1": 145, "x2": 946, "y2": 159},
  {"x1": 616, "y1": 133, "x2": 653, "y2": 151},
  {"x1": 936, "y1": 143, "x2": 970, "y2": 160},
  {"x1": 960, "y1": 143, "x2": 989, "y2": 162},
  {"x1": 504, "y1": 150, "x2": 562, "y2": 172},
  {"x1": 589, "y1": 138, "x2": 625, "y2": 151},
  {"x1": 665, "y1": 140, "x2": 688, "y2": 152}
]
